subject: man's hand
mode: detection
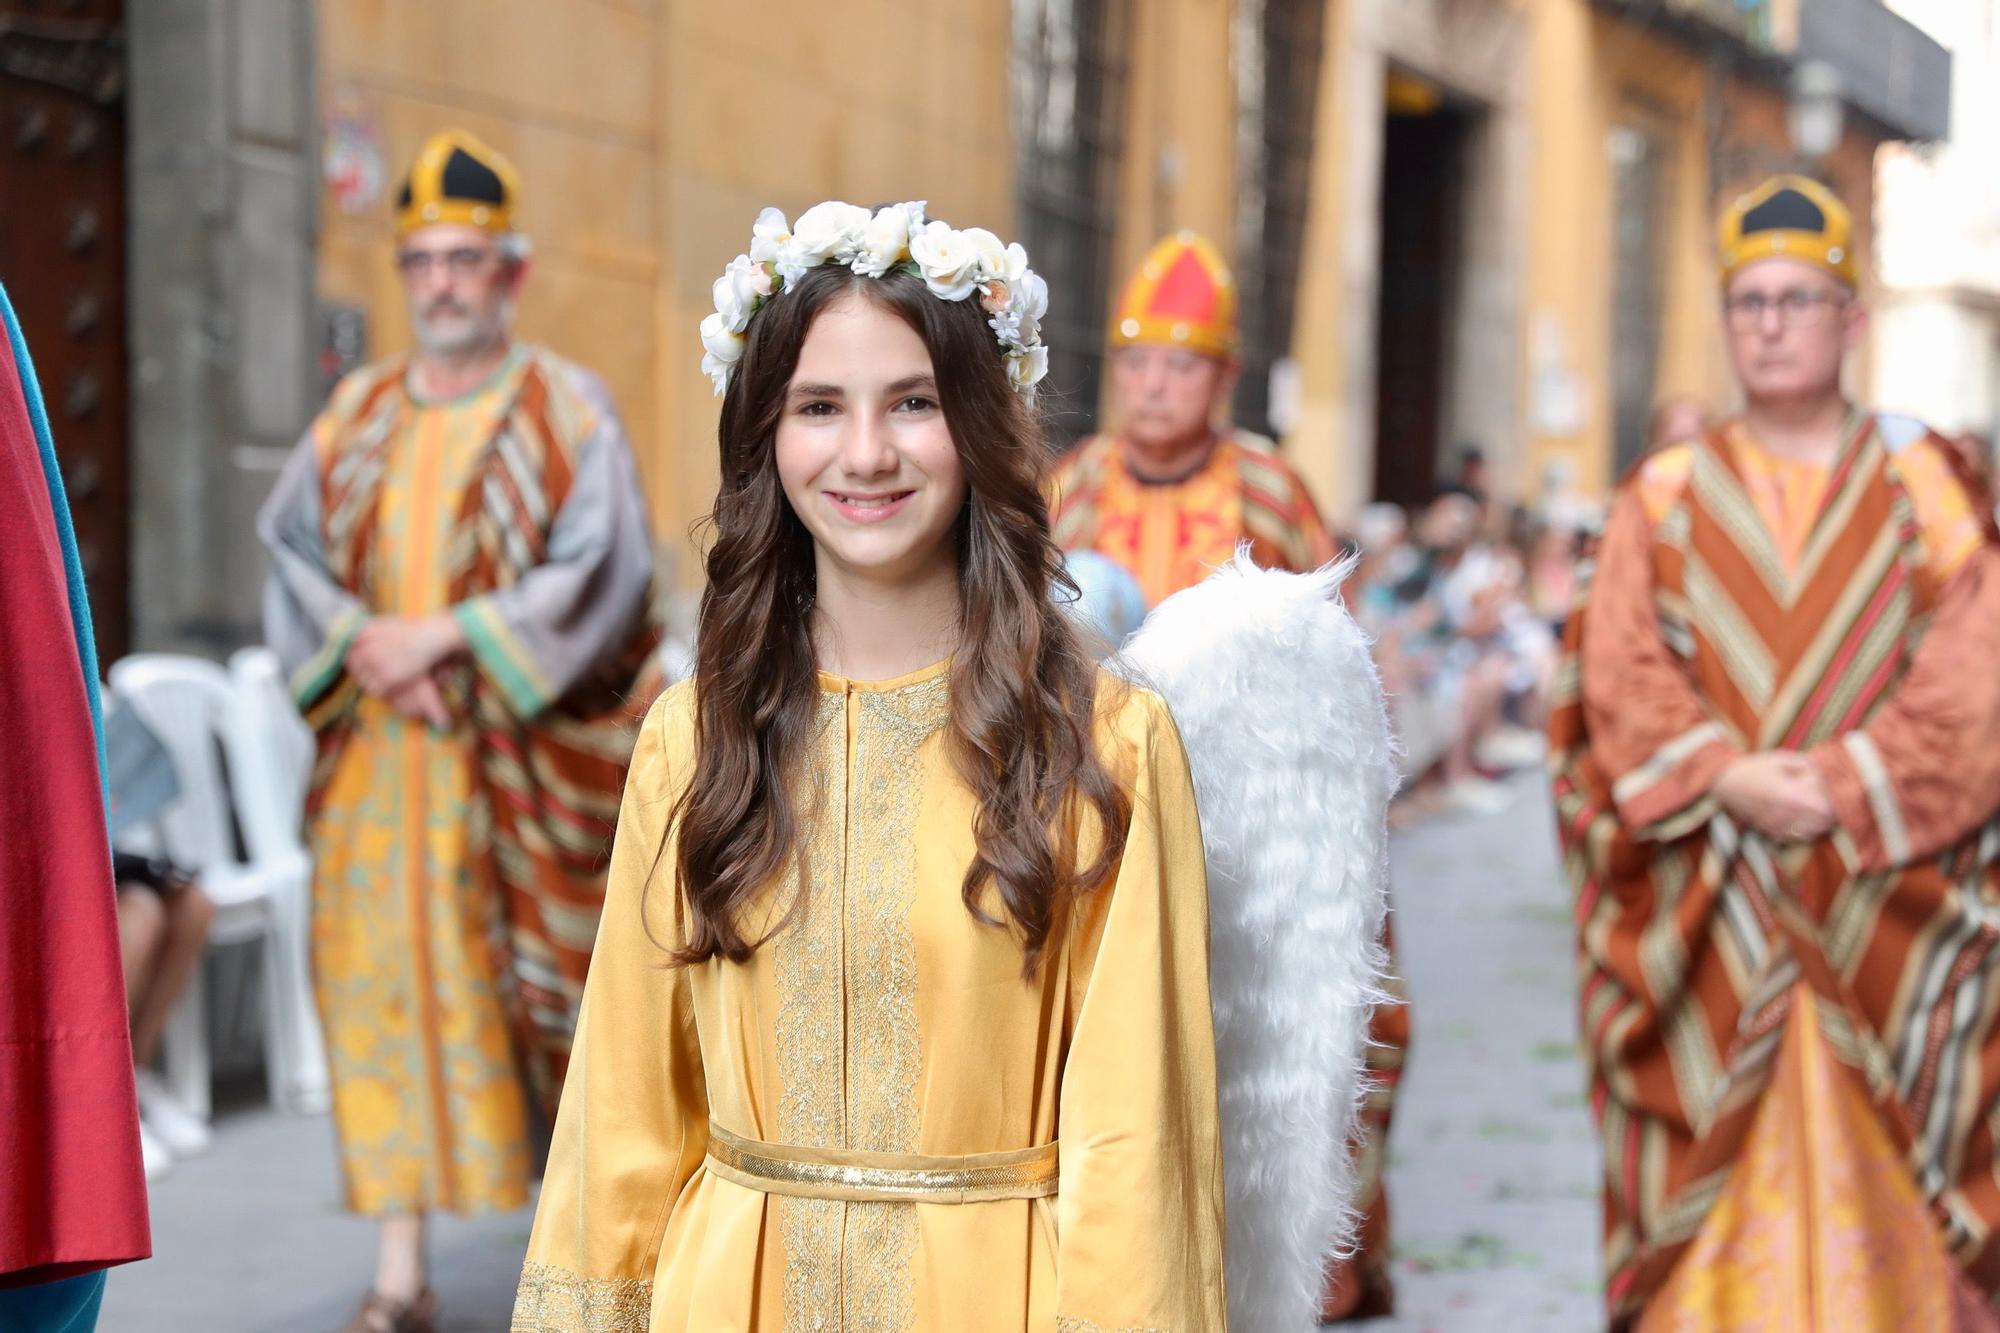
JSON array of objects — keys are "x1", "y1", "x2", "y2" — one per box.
[
  {"x1": 387, "y1": 675, "x2": 452, "y2": 730},
  {"x1": 348, "y1": 614, "x2": 465, "y2": 698},
  {"x1": 1713, "y1": 751, "x2": 1837, "y2": 843}
]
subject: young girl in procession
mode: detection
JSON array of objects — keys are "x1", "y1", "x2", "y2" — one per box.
[{"x1": 511, "y1": 202, "x2": 1228, "y2": 1331}]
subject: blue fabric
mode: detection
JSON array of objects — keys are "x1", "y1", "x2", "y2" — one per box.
[
  {"x1": 1059, "y1": 550, "x2": 1149, "y2": 649},
  {"x1": 0, "y1": 1272, "x2": 108, "y2": 1332},
  {"x1": 0, "y1": 283, "x2": 108, "y2": 807}
]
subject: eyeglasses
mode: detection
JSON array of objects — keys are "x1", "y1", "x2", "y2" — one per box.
[
  {"x1": 1723, "y1": 289, "x2": 1846, "y2": 331},
  {"x1": 395, "y1": 247, "x2": 499, "y2": 279}
]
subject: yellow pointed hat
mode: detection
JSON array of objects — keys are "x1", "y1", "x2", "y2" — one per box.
[
  {"x1": 395, "y1": 129, "x2": 521, "y2": 237},
  {"x1": 1108, "y1": 231, "x2": 1238, "y2": 359},
  {"x1": 1719, "y1": 175, "x2": 1858, "y2": 288}
]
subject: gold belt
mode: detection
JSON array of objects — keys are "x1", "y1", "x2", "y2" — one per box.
[{"x1": 704, "y1": 1123, "x2": 1059, "y2": 1204}]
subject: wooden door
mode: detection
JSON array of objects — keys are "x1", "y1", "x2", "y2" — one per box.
[{"x1": 0, "y1": 1, "x2": 128, "y2": 658}]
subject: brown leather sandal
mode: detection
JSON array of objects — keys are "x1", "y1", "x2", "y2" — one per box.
[{"x1": 338, "y1": 1288, "x2": 438, "y2": 1333}]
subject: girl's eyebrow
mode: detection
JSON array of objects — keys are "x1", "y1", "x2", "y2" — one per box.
[
  {"x1": 886, "y1": 374, "x2": 938, "y2": 396},
  {"x1": 789, "y1": 382, "x2": 844, "y2": 399}
]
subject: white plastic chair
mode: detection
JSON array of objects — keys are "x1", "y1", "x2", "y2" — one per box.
[
  {"x1": 228, "y1": 646, "x2": 331, "y2": 1113},
  {"x1": 107, "y1": 653, "x2": 327, "y2": 1118}
]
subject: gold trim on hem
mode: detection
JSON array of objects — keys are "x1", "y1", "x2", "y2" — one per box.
[
  {"x1": 510, "y1": 1260, "x2": 652, "y2": 1332},
  {"x1": 704, "y1": 1123, "x2": 1059, "y2": 1204}
]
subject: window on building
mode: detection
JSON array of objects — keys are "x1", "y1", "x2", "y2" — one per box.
[
  {"x1": 1012, "y1": 0, "x2": 1133, "y2": 451},
  {"x1": 1231, "y1": 0, "x2": 1327, "y2": 440}
]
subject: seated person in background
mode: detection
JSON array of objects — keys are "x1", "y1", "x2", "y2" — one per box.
[{"x1": 104, "y1": 692, "x2": 218, "y2": 1181}]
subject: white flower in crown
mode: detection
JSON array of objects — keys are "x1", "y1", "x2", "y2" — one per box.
[
  {"x1": 959, "y1": 227, "x2": 1014, "y2": 284},
  {"x1": 711, "y1": 254, "x2": 773, "y2": 334},
  {"x1": 699, "y1": 312, "x2": 746, "y2": 394},
  {"x1": 780, "y1": 200, "x2": 873, "y2": 285},
  {"x1": 852, "y1": 200, "x2": 927, "y2": 279},
  {"x1": 749, "y1": 207, "x2": 792, "y2": 267},
  {"x1": 909, "y1": 221, "x2": 984, "y2": 301},
  {"x1": 701, "y1": 200, "x2": 1051, "y2": 400},
  {"x1": 1006, "y1": 343, "x2": 1050, "y2": 397},
  {"x1": 987, "y1": 268, "x2": 1048, "y2": 350}
]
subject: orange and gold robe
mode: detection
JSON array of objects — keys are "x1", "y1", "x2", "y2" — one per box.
[
  {"x1": 1552, "y1": 413, "x2": 2000, "y2": 1328},
  {"x1": 1051, "y1": 427, "x2": 1409, "y2": 1315},
  {"x1": 1050, "y1": 430, "x2": 1334, "y2": 608}
]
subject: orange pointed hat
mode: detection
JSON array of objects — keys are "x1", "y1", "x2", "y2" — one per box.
[{"x1": 1109, "y1": 231, "x2": 1238, "y2": 360}]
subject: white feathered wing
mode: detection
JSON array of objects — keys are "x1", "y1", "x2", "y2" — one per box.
[{"x1": 1113, "y1": 551, "x2": 1396, "y2": 1332}]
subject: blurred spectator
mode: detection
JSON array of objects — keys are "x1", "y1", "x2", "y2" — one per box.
[
  {"x1": 110, "y1": 852, "x2": 216, "y2": 1182},
  {"x1": 103, "y1": 690, "x2": 217, "y2": 1182},
  {"x1": 1649, "y1": 395, "x2": 1711, "y2": 452},
  {"x1": 1350, "y1": 489, "x2": 1552, "y2": 821},
  {"x1": 1522, "y1": 521, "x2": 1584, "y2": 634}
]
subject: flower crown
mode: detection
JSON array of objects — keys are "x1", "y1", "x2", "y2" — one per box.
[{"x1": 699, "y1": 200, "x2": 1051, "y2": 402}]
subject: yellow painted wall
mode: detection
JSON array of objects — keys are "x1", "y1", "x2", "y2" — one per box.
[
  {"x1": 315, "y1": 0, "x2": 1013, "y2": 589},
  {"x1": 1109, "y1": 0, "x2": 1240, "y2": 285},
  {"x1": 1286, "y1": 0, "x2": 1366, "y2": 521},
  {"x1": 1520, "y1": 4, "x2": 1723, "y2": 497}
]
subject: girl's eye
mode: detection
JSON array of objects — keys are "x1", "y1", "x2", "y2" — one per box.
[
  {"x1": 799, "y1": 400, "x2": 837, "y2": 417},
  {"x1": 896, "y1": 396, "x2": 938, "y2": 414}
]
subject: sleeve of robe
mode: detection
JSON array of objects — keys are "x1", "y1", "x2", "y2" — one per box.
[
  {"x1": 1054, "y1": 689, "x2": 1230, "y2": 1330},
  {"x1": 452, "y1": 383, "x2": 657, "y2": 722},
  {"x1": 1808, "y1": 540, "x2": 2000, "y2": 872},
  {"x1": 256, "y1": 420, "x2": 368, "y2": 705},
  {"x1": 1578, "y1": 484, "x2": 1744, "y2": 841},
  {"x1": 512, "y1": 686, "x2": 707, "y2": 1332}
]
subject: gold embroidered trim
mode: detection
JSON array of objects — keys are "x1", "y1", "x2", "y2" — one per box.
[
  {"x1": 510, "y1": 1261, "x2": 652, "y2": 1331},
  {"x1": 705, "y1": 1122, "x2": 1059, "y2": 1202},
  {"x1": 769, "y1": 677, "x2": 946, "y2": 1332},
  {"x1": 1054, "y1": 1319, "x2": 1169, "y2": 1333},
  {"x1": 843, "y1": 681, "x2": 942, "y2": 1332},
  {"x1": 774, "y1": 694, "x2": 847, "y2": 1331}
]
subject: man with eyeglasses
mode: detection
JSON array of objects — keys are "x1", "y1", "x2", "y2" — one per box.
[
  {"x1": 1050, "y1": 232, "x2": 1410, "y2": 1324},
  {"x1": 257, "y1": 129, "x2": 659, "y2": 1333},
  {"x1": 1551, "y1": 175, "x2": 2000, "y2": 1327}
]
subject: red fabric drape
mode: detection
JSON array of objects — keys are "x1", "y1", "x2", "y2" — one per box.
[{"x1": 0, "y1": 325, "x2": 150, "y2": 1285}]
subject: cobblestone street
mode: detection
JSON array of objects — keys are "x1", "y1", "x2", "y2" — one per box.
[
  {"x1": 1355, "y1": 774, "x2": 1603, "y2": 1331},
  {"x1": 98, "y1": 774, "x2": 1600, "y2": 1332}
]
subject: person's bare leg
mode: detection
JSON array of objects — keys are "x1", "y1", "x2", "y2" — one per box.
[
  {"x1": 129, "y1": 886, "x2": 216, "y2": 1067},
  {"x1": 116, "y1": 888, "x2": 167, "y2": 1025},
  {"x1": 1441, "y1": 660, "x2": 1507, "y2": 784},
  {"x1": 375, "y1": 1214, "x2": 429, "y2": 1304}
]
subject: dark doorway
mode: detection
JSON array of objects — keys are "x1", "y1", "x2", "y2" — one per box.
[
  {"x1": 0, "y1": 3, "x2": 129, "y2": 659},
  {"x1": 1372, "y1": 98, "x2": 1471, "y2": 511}
]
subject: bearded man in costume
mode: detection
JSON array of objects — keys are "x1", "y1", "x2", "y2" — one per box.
[
  {"x1": 1050, "y1": 231, "x2": 1409, "y2": 1321},
  {"x1": 258, "y1": 130, "x2": 659, "y2": 1333},
  {"x1": 1552, "y1": 176, "x2": 2000, "y2": 1328}
]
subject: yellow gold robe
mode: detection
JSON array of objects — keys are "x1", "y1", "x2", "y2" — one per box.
[
  {"x1": 513, "y1": 660, "x2": 1228, "y2": 1331},
  {"x1": 312, "y1": 364, "x2": 534, "y2": 1215}
]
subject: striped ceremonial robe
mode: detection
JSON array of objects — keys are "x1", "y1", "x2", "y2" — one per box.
[{"x1": 1551, "y1": 415, "x2": 2000, "y2": 1324}]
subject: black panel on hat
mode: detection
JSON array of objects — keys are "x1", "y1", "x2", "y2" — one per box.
[
  {"x1": 440, "y1": 148, "x2": 507, "y2": 206},
  {"x1": 1741, "y1": 189, "x2": 1827, "y2": 237},
  {"x1": 397, "y1": 178, "x2": 413, "y2": 209}
]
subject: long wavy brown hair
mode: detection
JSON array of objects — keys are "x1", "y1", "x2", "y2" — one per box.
[{"x1": 669, "y1": 263, "x2": 1128, "y2": 974}]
